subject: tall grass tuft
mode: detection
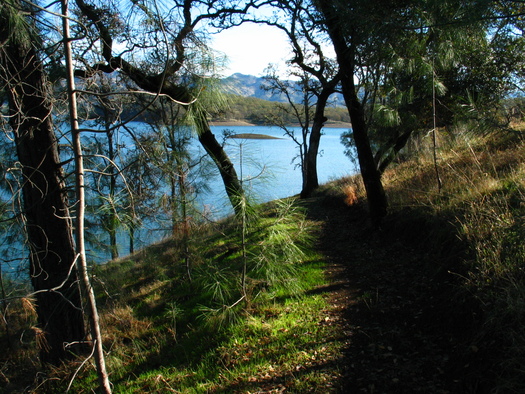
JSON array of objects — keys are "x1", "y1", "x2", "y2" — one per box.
[
  {"x1": 196, "y1": 197, "x2": 313, "y2": 328},
  {"x1": 456, "y1": 179, "x2": 525, "y2": 392}
]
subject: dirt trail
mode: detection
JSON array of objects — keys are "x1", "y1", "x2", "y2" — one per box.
[{"x1": 304, "y1": 196, "x2": 484, "y2": 393}]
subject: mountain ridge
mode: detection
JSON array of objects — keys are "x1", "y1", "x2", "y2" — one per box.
[{"x1": 220, "y1": 72, "x2": 345, "y2": 106}]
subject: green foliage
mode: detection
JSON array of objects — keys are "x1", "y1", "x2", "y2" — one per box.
[
  {"x1": 196, "y1": 263, "x2": 236, "y2": 304},
  {"x1": 10, "y1": 120, "x2": 525, "y2": 392},
  {"x1": 186, "y1": 77, "x2": 232, "y2": 131},
  {"x1": 335, "y1": 0, "x2": 525, "y2": 175},
  {"x1": 50, "y1": 194, "x2": 336, "y2": 393},
  {"x1": 0, "y1": 0, "x2": 37, "y2": 50},
  {"x1": 249, "y1": 200, "x2": 310, "y2": 290},
  {"x1": 196, "y1": 198, "x2": 313, "y2": 328},
  {"x1": 211, "y1": 94, "x2": 350, "y2": 125}
]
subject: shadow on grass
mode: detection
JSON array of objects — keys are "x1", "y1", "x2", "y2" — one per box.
[
  {"x1": 303, "y1": 193, "x2": 489, "y2": 393},
  {"x1": 105, "y1": 254, "x2": 335, "y2": 391}
]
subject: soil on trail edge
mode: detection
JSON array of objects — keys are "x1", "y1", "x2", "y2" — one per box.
[{"x1": 303, "y1": 195, "x2": 486, "y2": 393}]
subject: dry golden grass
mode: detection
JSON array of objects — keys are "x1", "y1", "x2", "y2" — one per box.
[
  {"x1": 382, "y1": 127, "x2": 525, "y2": 209},
  {"x1": 342, "y1": 184, "x2": 359, "y2": 206},
  {"x1": 379, "y1": 126, "x2": 525, "y2": 392}
]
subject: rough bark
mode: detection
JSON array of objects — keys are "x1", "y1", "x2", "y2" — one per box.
[
  {"x1": 315, "y1": 1, "x2": 388, "y2": 225},
  {"x1": 0, "y1": 2, "x2": 85, "y2": 365}
]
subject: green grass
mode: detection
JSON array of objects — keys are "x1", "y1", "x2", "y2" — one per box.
[
  {"x1": 4, "y1": 122, "x2": 525, "y2": 393},
  {"x1": 57, "y1": 199, "x2": 343, "y2": 393},
  {"x1": 113, "y1": 292, "x2": 341, "y2": 393},
  {"x1": 66, "y1": 259, "x2": 340, "y2": 393}
]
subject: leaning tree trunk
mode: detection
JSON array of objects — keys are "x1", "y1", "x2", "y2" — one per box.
[
  {"x1": 62, "y1": 0, "x2": 112, "y2": 390},
  {"x1": 74, "y1": 0, "x2": 244, "y2": 213},
  {"x1": 0, "y1": 1, "x2": 85, "y2": 365},
  {"x1": 197, "y1": 122, "x2": 243, "y2": 211}
]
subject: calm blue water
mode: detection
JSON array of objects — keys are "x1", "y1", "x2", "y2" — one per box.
[
  {"x1": 2, "y1": 124, "x2": 355, "y2": 274},
  {"x1": 82, "y1": 124, "x2": 355, "y2": 261},
  {"x1": 203, "y1": 125, "x2": 355, "y2": 214}
]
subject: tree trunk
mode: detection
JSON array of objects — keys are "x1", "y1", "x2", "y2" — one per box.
[
  {"x1": 315, "y1": 1, "x2": 388, "y2": 225},
  {"x1": 129, "y1": 227, "x2": 135, "y2": 254},
  {"x1": 198, "y1": 125, "x2": 243, "y2": 211},
  {"x1": 62, "y1": 0, "x2": 112, "y2": 390},
  {"x1": 301, "y1": 87, "x2": 333, "y2": 198},
  {"x1": 0, "y1": 1, "x2": 85, "y2": 365},
  {"x1": 342, "y1": 76, "x2": 388, "y2": 225},
  {"x1": 375, "y1": 130, "x2": 413, "y2": 175},
  {"x1": 106, "y1": 127, "x2": 119, "y2": 260},
  {"x1": 74, "y1": 0, "x2": 244, "y2": 213}
]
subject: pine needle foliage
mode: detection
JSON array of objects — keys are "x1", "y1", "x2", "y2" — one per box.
[
  {"x1": 196, "y1": 197, "x2": 312, "y2": 328},
  {"x1": 250, "y1": 199, "x2": 310, "y2": 293},
  {"x1": 0, "y1": 0, "x2": 36, "y2": 49}
]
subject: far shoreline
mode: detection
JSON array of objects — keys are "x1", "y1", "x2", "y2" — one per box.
[{"x1": 210, "y1": 120, "x2": 352, "y2": 128}]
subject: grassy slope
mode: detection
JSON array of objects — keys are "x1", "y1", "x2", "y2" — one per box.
[
  {"x1": 64, "y1": 203, "x2": 347, "y2": 393},
  {"x1": 332, "y1": 128, "x2": 525, "y2": 393},
  {"x1": 2, "y1": 127, "x2": 525, "y2": 393}
]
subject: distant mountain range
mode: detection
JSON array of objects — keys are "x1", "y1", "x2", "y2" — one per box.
[
  {"x1": 220, "y1": 73, "x2": 278, "y2": 100},
  {"x1": 220, "y1": 73, "x2": 345, "y2": 106}
]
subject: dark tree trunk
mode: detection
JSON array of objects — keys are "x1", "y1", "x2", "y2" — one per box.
[
  {"x1": 375, "y1": 130, "x2": 413, "y2": 175},
  {"x1": 129, "y1": 227, "x2": 135, "y2": 254},
  {"x1": 315, "y1": 1, "x2": 388, "y2": 225},
  {"x1": 341, "y1": 74, "x2": 388, "y2": 225},
  {"x1": 198, "y1": 126, "x2": 243, "y2": 210},
  {"x1": 301, "y1": 87, "x2": 334, "y2": 198},
  {"x1": 0, "y1": 6, "x2": 85, "y2": 365}
]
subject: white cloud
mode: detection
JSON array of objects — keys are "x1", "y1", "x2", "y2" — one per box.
[{"x1": 211, "y1": 23, "x2": 290, "y2": 77}]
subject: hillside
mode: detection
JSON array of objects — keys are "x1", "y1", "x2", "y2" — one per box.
[
  {"x1": 81, "y1": 73, "x2": 350, "y2": 126},
  {"x1": 220, "y1": 73, "x2": 345, "y2": 105},
  {"x1": 215, "y1": 73, "x2": 350, "y2": 126},
  {"x1": 220, "y1": 73, "x2": 278, "y2": 101},
  {"x1": 2, "y1": 127, "x2": 525, "y2": 392}
]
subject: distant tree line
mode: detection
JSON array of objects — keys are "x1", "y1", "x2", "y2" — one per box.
[
  {"x1": 210, "y1": 95, "x2": 351, "y2": 125},
  {"x1": 75, "y1": 91, "x2": 351, "y2": 126}
]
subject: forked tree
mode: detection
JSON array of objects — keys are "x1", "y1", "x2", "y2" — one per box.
[{"x1": 254, "y1": 0, "x2": 341, "y2": 197}]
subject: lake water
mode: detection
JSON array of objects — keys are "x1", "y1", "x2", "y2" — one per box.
[
  {"x1": 79, "y1": 124, "x2": 355, "y2": 262},
  {"x1": 203, "y1": 125, "x2": 356, "y2": 215},
  {"x1": 2, "y1": 124, "x2": 356, "y2": 274}
]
